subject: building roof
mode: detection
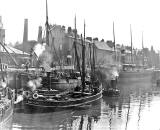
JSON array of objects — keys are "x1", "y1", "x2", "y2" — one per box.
[
  {"x1": 1, "y1": 45, "x2": 29, "y2": 55},
  {"x1": 95, "y1": 41, "x2": 114, "y2": 51},
  {"x1": 67, "y1": 35, "x2": 114, "y2": 51}
]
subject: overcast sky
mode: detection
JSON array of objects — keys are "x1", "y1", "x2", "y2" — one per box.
[{"x1": 0, "y1": 0, "x2": 160, "y2": 50}]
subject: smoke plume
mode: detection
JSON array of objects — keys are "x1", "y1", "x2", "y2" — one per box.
[{"x1": 34, "y1": 43, "x2": 46, "y2": 57}]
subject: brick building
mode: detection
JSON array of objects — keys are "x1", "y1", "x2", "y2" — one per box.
[{"x1": 47, "y1": 25, "x2": 115, "y2": 68}]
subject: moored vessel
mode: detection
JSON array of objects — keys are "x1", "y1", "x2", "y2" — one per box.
[
  {"x1": 0, "y1": 63, "x2": 15, "y2": 127},
  {"x1": 119, "y1": 26, "x2": 153, "y2": 83},
  {"x1": 22, "y1": 0, "x2": 102, "y2": 110}
]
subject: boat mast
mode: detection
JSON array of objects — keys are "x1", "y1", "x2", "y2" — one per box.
[
  {"x1": 45, "y1": 0, "x2": 51, "y2": 90},
  {"x1": 113, "y1": 22, "x2": 116, "y2": 51},
  {"x1": 142, "y1": 32, "x2": 144, "y2": 67},
  {"x1": 89, "y1": 42, "x2": 92, "y2": 70},
  {"x1": 130, "y1": 25, "x2": 133, "y2": 64},
  {"x1": 45, "y1": 0, "x2": 49, "y2": 46},
  {"x1": 113, "y1": 22, "x2": 117, "y2": 65},
  {"x1": 45, "y1": 0, "x2": 61, "y2": 69},
  {"x1": 81, "y1": 20, "x2": 86, "y2": 93},
  {"x1": 92, "y1": 42, "x2": 95, "y2": 78},
  {"x1": 74, "y1": 15, "x2": 81, "y2": 72}
]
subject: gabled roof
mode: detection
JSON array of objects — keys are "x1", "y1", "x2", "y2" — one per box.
[
  {"x1": 94, "y1": 41, "x2": 114, "y2": 51},
  {"x1": 1, "y1": 45, "x2": 29, "y2": 55}
]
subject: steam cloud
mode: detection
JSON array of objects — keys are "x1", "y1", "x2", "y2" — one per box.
[{"x1": 34, "y1": 43, "x2": 46, "y2": 57}]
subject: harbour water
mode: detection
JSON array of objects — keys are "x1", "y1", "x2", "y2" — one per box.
[{"x1": 3, "y1": 78, "x2": 160, "y2": 130}]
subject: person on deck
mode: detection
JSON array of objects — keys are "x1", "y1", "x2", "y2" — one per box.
[{"x1": 25, "y1": 60, "x2": 30, "y2": 72}]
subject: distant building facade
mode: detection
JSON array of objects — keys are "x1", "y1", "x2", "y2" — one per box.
[{"x1": 48, "y1": 25, "x2": 115, "y2": 67}]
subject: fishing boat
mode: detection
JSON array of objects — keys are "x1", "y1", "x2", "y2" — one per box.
[
  {"x1": 102, "y1": 65, "x2": 120, "y2": 96},
  {"x1": 15, "y1": 5, "x2": 82, "y2": 93},
  {"x1": 22, "y1": 0, "x2": 102, "y2": 109},
  {"x1": 119, "y1": 26, "x2": 153, "y2": 83},
  {"x1": 103, "y1": 87, "x2": 120, "y2": 97},
  {"x1": 102, "y1": 22, "x2": 120, "y2": 96},
  {"x1": 0, "y1": 24, "x2": 18, "y2": 125},
  {"x1": 23, "y1": 35, "x2": 102, "y2": 109},
  {"x1": 0, "y1": 63, "x2": 15, "y2": 127},
  {"x1": 119, "y1": 64, "x2": 153, "y2": 83}
]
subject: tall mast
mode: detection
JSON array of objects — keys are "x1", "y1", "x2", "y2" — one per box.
[
  {"x1": 74, "y1": 15, "x2": 80, "y2": 72},
  {"x1": 142, "y1": 31, "x2": 144, "y2": 66},
  {"x1": 92, "y1": 42, "x2": 95, "y2": 76},
  {"x1": 45, "y1": 0, "x2": 50, "y2": 90},
  {"x1": 45, "y1": 0, "x2": 49, "y2": 46},
  {"x1": 81, "y1": 20, "x2": 86, "y2": 93},
  {"x1": 113, "y1": 22, "x2": 116, "y2": 51},
  {"x1": 130, "y1": 24, "x2": 133, "y2": 64},
  {"x1": 113, "y1": 22, "x2": 116, "y2": 63},
  {"x1": 45, "y1": 0, "x2": 61, "y2": 68}
]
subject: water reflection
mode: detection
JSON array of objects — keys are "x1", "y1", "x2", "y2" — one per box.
[
  {"x1": 11, "y1": 79, "x2": 160, "y2": 130},
  {"x1": 12, "y1": 102, "x2": 101, "y2": 130}
]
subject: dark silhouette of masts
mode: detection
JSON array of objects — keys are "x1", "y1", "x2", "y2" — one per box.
[
  {"x1": 130, "y1": 25, "x2": 133, "y2": 64},
  {"x1": 74, "y1": 15, "x2": 81, "y2": 72},
  {"x1": 81, "y1": 20, "x2": 86, "y2": 93},
  {"x1": 142, "y1": 32, "x2": 144, "y2": 67},
  {"x1": 113, "y1": 22, "x2": 116, "y2": 51}
]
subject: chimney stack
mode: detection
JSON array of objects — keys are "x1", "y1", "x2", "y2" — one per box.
[
  {"x1": 23, "y1": 19, "x2": 28, "y2": 43},
  {"x1": 0, "y1": 16, "x2": 5, "y2": 52},
  {"x1": 0, "y1": 16, "x2": 3, "y2": 29},
  {"x1": 37, "y1": 26, "x2": 42, "y2": 43}
]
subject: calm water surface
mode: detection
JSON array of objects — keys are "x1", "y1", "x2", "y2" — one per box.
[{"x1": 4, "y1": 79, "x2": 160, "y2": 130}]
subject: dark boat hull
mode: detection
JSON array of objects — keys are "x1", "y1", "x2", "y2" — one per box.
[
  {"x1": 23, "y1": 90, "x2": 102, "y2": 109},
  {"x1": 103, "y1": 89, "x2": 120, "y2": 97},
  {"x1": 152, "y1": 70, "x2": 160, "y2": 84}
]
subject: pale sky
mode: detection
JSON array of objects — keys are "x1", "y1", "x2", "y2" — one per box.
[{"x1": 0, "y1": 0, "x2": 160, "y2": 50}]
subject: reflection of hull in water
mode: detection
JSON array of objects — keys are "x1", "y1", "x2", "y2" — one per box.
[
  {"x1": 13, "y1": 100, "x2": 101, "y2": 130},
  {"x1": 119, "y1": 70, "x2": 153, "y2": 83}
]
